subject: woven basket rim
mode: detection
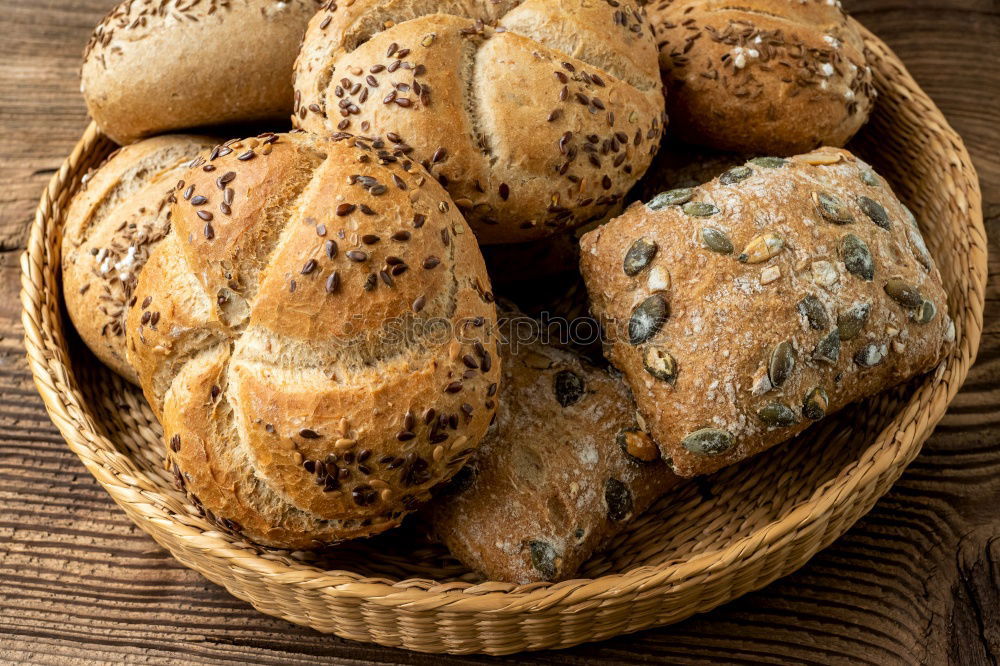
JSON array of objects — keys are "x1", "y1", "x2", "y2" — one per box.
[{"x1": 19, "y1": 17, "x2": 988, "y2": 637}]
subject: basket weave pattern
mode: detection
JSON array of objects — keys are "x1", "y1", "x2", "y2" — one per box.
[{"x1": 20, "y1": 23, "x2": 986, "y2": 655}]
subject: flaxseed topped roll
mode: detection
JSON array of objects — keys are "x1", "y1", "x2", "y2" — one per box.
[
  {"x1": 580, "y1": 148, "x2": 952, "y2": 477},
  {"x1": 125, "y1": 131, "x2": 501, "y2": 548},
  {"x1": 648, "y1": 0, "x2": 875, "y2": 154},
  {"x1": 293, "y1": 0, "x2": 666, "y2": 244},
  {"x1": 62, "y1": 134, "x2": 217, "y2": 383}
]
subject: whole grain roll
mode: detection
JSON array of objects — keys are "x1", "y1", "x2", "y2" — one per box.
[
  {"x1": 293, "y1": 0, "x2": 666, "y2": 244},
  {"x1": 82, "y1": 0, "x2": 323, "y2": 144},
  {"x1": 648, "y1": 0, "x2": 875, "y2": 154},
  {"x1": 62, "y1": 134, "x2": 217, "y2": 383},
  {"x1": 125, "y1": 131, "x2": 500, "y2": 548},
  {"x1": 429, "y1": 324, "x2": 678, "y2": 583},
  {"x1": 580, "y1": 149, "x2": 952, "y2": 477}
]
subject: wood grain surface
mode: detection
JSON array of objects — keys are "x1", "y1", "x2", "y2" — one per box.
[{"x1": 1, "y1": 1, "x2": 998, "y2": 663}]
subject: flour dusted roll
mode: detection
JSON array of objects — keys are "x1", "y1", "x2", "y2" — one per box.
[
  {"x1": 82, "y1": 0, "x2": 322, "y2": 144},
  {"x1": 648, "y1": 0, "x2": 875, "y2": 154},
  {"x1": 293, "y1": 0, "x2": 666, "y2": 244},
  {"x1": 62, "y1": 134, "x2": 216, "y2": 383},
  {"x1": 125, "y1": 131, "x2": 501, "y2": 548},
  {"x1": 581, "y1": 149, "x2": 952, "y2": 477}
]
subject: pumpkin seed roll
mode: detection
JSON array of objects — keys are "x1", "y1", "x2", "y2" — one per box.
[
  {"x1": 293, "y1": 0, "x2": 666, "y2": 244},
  {"x1": 429, "y1": 331, "x2": 679, "y2": 583},
  {"x1": 648, "y1": 0, "x2": 876, "y2": 154},
  {"x1": 580, "y1": 148, "x2": 953, "y2": 477},
  {"x1": 124, "y1": 132, "x2": 501, "y2": 549}
]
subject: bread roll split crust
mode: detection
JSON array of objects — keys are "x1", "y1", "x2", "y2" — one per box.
[
  {"x1": 648, "y1": 0, "x2": 875, "y2": 154},
  {"x1": 62, "y1": 134, "x2": 217, "y2": 383},
  {"x1": 580, "y1": 148, "x2": 951, "y2": 477},
  {"x1": 82, "y1": 0, "x2": 323, "y2": 144},
  {"x1": 293, "y1": 0, "x2": 666, "y2": 244},
  {"x1": 125, "y1": 131, "x2": 500, "y2": 548}
]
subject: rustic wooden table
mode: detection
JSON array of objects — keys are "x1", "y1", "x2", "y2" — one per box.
[{"x1": 1, "y1": 1, "x2": 997, "y2": 664}]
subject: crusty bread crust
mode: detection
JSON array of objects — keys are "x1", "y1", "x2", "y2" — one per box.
[
  {"x1": 62, "y1": 134, "x2": 216, "y2": 383},
  {"x1": 293, "y1": 0, "x2": 666, "y2": 244},
  {"x1": 648, "y1": 0, "x2": 875, "y2": 154},
  {"x1": 82, "y1": 0, "x2": 322, "y2": 144},
  {"x1": 125, "y1": 131, "x2": 501, "y2": 548},
  {"x1": 430, "y1": 329, "x2": 677, "y2": 583},
  {"x1": 581, "y1": 148, "x2": 951, "y2": 477}
]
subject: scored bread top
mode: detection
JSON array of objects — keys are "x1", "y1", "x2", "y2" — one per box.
[
  {"x1": 648, "y1": 0, "x2": 875, "y2": 154},
  {"x1": 62, "y1": 134, "x2": 216, "y2": 383},
  {"x1": 125, "y1": 131, "x2": 501, "y2": 548},
  {"x1": 580, "y1": 148, "x2": 951, "y2": 477},
  {"x1": 293, "y1": 0, "x2": 666, "y2": 244}
]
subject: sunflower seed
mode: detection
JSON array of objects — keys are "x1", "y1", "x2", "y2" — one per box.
[
  {"x1": 884, "y1": 278, "x2": 923, "y2": 308},
  {"x1": 719, "y1": 165, "x2": 752, "y2": 185},
  {"x1": 757, "y1": 403, "x2": 798, "y2": 428},
  {"x1": 682, "y1": 428, "x2": 734, "y2": 456},
  {"x1": 617, "y1": 429, "x2": 659, "y2": 463},
  {"x1": 623, "y1": 238, "x2": 658, "y2": 276},
  {"x1": 768, "y1": 341, "x2": 796, "y2": 388},
  {"x1": 627, "y1": 295, "x2": 669, "y2": 345},
  {"x1": 840, "y1": 233, "x2": 874, "y2": 281},
  {"x1": 750, "y1": 157, "x2": 787, "y2": 168},
  {"x1": 858, "y1": 196, "x2": 890, "y2": 229},
  {"x1": 683, "y1": 201, "x2": 719, "y2": 217},
  {"x1": 837, "y1": 303, "x2": 871, "y2": 340},
  {"x1": 738, "y1": 232, "x2": 784, "y2": 263},
  {"x1": 642, "y1": 347, "x2": 677, "y2": 383},
  {"x1": 813, "y1": 191, "x2": 854, "y2": 224},
  {"x1": 647, "y1": 188, "x2": 692, "y2": 209},
  {"x1": 701, "y1": 227, "x2": 733, "y2": 254},
  {"x1": 812, "y1": 329, "x2": 841, "y2": 364},
  {"x1": 797, "y1": 295, "x2": 830, "y2": 330}
]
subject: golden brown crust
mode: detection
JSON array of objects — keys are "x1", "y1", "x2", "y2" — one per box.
[
  {"x1": 293, "y1": 0, "x2": 666, "y2": 244},
  {"x1": 125, "y1": 132, "x2": 501, "y2": 548},
  {"x1": 429, "y1": 331, "x2": 677, "y2": 583},
  {"x1": 648, "y1": 0, "x2": 875, "y2": 154},
  {"x1": 61, "y1": 134, "x2": 216, "y2": 383},
  {"x1": 81, "y1": 0, "x2": 322, "y2": 144},
  {"x1": 580, "y1": 148, "x2": 952, "y2": 477}
]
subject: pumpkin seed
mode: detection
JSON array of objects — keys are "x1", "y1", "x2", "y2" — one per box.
[
  {"x1": 813, "y1": 329, "x2": 841, "y2": 364},
  {"x1": 757, "y1": 403, "x2": 799, "y2": 428},
  {"x1": 553, "y1": 370, "x2": 585, "y2": 407},
  {"x1": 738, "y1": 232, "x2": 784, "y2": 263},
  {"x1": 907, "y1": 226, "x2": 933, "y2": 272},
  {"x1": 682, "y1": 428, "x2": 735, "y2": 456},
  {"x1": 797, "y1": 295, "x2": 830, "y2": 330},
  {"x1": 837, "y1": 303, "x2": 871, "y2": 340},
  {"x1": 813, "y1": 191, "x2": 854, "y2": 224},
  {"x1": 858, "y1": 196, "x2": 890, "y2": 230},
  {"x1": 860, "y1": 170, "x2": 879, "y2": 186},
  {"x1": 623, "y1": 237, "x2": 657, "y2": 276},
  {"x1": 751, "y1": 156, "x2": 787, "y2": 168},
  {"x1": 884, "y1": 278, "x2": 923, "y2": 308},
  {"x1": 617, "y1": 429, "x2": 659, "y2": 463},
  {"x1": 647, "y1": 188, "x2": 692, "y2": 209},
  {"x1": 854, "y1": 343, "x2": 886, "y2": 367},
  {"x1": 628, "y1": 294, "x2": 669, "y2": 345},
  {"x1": 768, "y1": 341, "x2": 796, "y2": 388},
  {"x1": 642, "y1": 346, "x2": 677, "y2": 383},
  {"x1": 720, "y1": 165, "x2": 752, "y2": 185},
  {"x1": 605, "y1": 478, "x2": 633, "y2": 521},
  {"x1": 840, "y1": 233, "x2": 874, "y2": 281},
  {"x1": 802, "y1": 387, "x2": 829, "y2": 420},
  {"x1": 913, "y1": 299, "x2": 937, "y2": 324},
  {"x1": 701, "y1": 227, "x2": 734, "y2": 254},
  {"x1": 528, "y1": 540, "x2": 558, "y2": 580},
  {"x1": 683, "y1": 201, "x2": 719, "y2": 217}
]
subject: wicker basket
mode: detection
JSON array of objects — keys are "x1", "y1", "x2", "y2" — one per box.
[{"x1": 20, "y1": 22, "x2": 986, "y2": 655}]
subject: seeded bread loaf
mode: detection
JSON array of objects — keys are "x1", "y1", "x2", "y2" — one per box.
[
  {"x1": 580, "y1": 148, "x2": 952, "y2": 477},
  {"x1": 429, "y1": 330, "x2": 678, "y2": 583},
  {"x1": 62, "y1": 134, "x2": 216, "y2": 383},
  {"x1": 293, "y1": 0, "x2": 666, "y2": 244},
  {"x1": 124, "y1": 131, "x2": 500, "y2": 548},
  {"x1": 81, "y1": 0, "x2": 322, "y2": 144},
  {"x1": 648, "y1": 0, "x2": 875, "y2": 154}
]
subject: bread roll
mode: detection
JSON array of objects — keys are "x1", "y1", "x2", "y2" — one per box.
[
  {"x1": 82, "y1": 0, "x2": 322, "y2": 144},
  {"x1": 293, "y1": 0, "x2": 666, "y2": 244},
  {"x1": 430, "y1": 329, "x2": 678, "y2": 583},
  {"x1": 648, "y1": 0, "x2": 875, "y2": 154},
  {"x1": 580, "y1": 149, "x2": 952, "y2": 477},
  {"x1": 125, "y1": 131, "x2": 501, "y2": 548},
  {"x1": 62, "y1": 134, "x2": 216, "y2": 383}
]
